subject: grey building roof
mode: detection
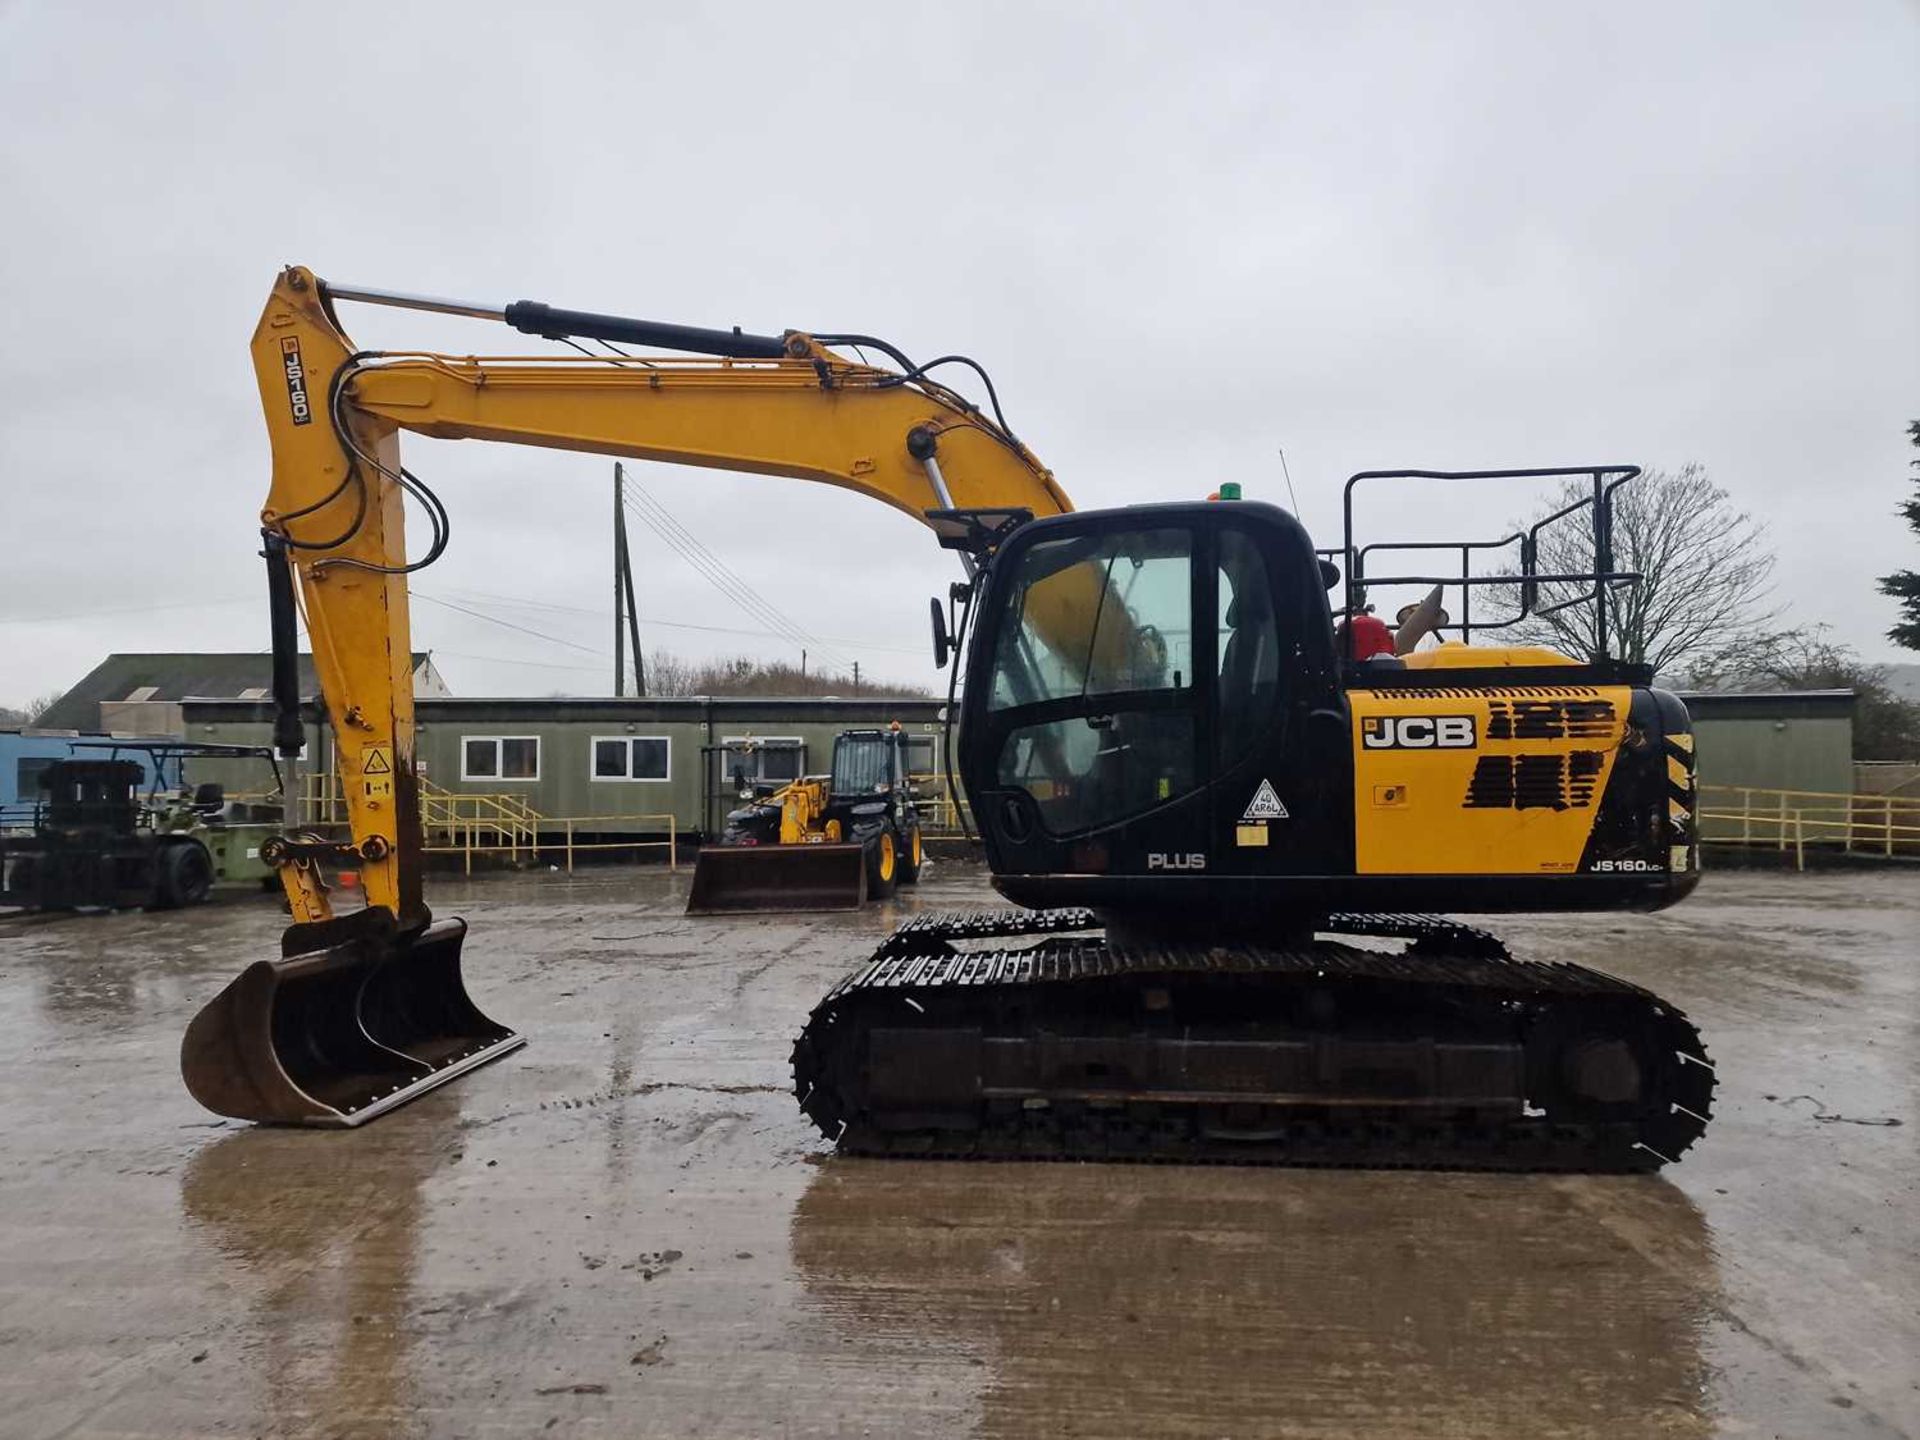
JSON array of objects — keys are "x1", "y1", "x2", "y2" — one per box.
[
  {"x1": 1674, "y1": 688, "x2": 1856, "y2": 720},
  {"x1": 38, "y1": 652, "x2": 436, "y2": 731},
  {"x1": 180, "y1": 693, "x2": 944, "y2": 727}
]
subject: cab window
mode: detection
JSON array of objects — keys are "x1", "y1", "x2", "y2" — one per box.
[
  {"x1": 985, "y1": 527, "x2": 1198, "y2": 836},
  {"x1": 1216, "y1": 529, "x2": 1281, "y2": 764},
  {"x1": 989, "y1": 528, "x2": 1192, "y2": 710}
]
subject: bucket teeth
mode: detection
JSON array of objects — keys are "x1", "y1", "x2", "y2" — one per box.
[{"x1": 180, "y1": 909, "x2": 523, "y2": 1127}]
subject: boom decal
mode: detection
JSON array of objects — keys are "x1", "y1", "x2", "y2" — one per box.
[{"x1": 279, "y1": 337, "x2": 311, "y2": 425}]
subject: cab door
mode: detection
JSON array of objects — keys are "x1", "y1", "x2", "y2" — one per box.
[
  {"x1": 966, "y1": 516, "x2": 1210, "y2": 877},
  {"x1": 1207, "y1": 516, "x2": 1346, "y2": 875},
  {"x1": 963, "y1": 503, "x2": 1345, "y2": 883}
]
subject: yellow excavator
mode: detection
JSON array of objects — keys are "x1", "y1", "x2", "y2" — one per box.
[{"x1": 182, "y1": 267, "x2": 1714, "y2": 1169}]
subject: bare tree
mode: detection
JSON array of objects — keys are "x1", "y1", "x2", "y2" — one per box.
[
  {"x1": 0, "y1": 689, "x2": 68, "y2": 727},
  {"x1": 1499, "y1": 464, "x2": 1777, "y2": 676},
  {"x1": 644, "y1": 650, "x2": 699, "y2": 698},
  {"x1": 642, "y1": 648, "x2": 928, "y2": 700}
]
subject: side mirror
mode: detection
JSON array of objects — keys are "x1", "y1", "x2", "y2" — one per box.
[{"x1": 930, "y1": 596, "x2": 952, "y2": 669}]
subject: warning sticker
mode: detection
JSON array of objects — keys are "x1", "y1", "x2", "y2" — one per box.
[
  {"x1": 1235, "y1": 824, "x2": 1270, "y2": 848},
  {"x1": 1242, "y1": 779, "x2": 1289, "y2": 821},
  {"x1": 361, "y1": 745, "x2": 394, "y2": 804}
]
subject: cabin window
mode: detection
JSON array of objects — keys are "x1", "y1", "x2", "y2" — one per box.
[
  {"x1": 902, "y1": 734, "x2": 936, "y2": 778},
  {"x1": 592, "y1": 736, "x2": 671, "y2": 782},
  {"x1": 719, "y1": 737, "x2": 804, "y2": 785},
  {"x1": 462, "y1": 735, "x2": 541, "y2": 782}
]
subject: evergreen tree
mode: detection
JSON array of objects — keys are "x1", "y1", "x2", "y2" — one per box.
[{"x1": 1879, "y1": 421, "x2": 1920, "y2": 651}]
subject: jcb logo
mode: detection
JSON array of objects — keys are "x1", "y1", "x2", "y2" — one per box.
[
  {"x1": 1362, "y1": 715, "x2": 1477, "y2": 750},
  {"x1": 1147, "y1": 852, "x2": 1207, "y2": 871}
]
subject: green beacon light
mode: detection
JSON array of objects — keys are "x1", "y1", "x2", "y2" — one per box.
[{"x1": 1217, "y1": 481, "x2": 1243, "y2": 501}]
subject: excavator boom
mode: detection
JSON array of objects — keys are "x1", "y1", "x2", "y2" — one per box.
[{"x1": 183, "y1": 267, "x2": 1070, "y2": 1126}]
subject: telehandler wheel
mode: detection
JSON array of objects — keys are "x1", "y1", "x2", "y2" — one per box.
[
  {"x1": 865, "y1": 827, "x2": 899, "y2": 900},
  {"x1": 896, "y1": 822, "x2": 925, "y2": 885},
  {"x1": 6, "y1": 854, "x2": 43, "y2": 908},
  {"x1": 151, "y1": 842, "x2": 213, "y2": 910}
]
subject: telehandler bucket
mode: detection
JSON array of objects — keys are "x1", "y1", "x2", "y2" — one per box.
[
  {"x1": 180, "y1": 907, "x2": 523, "y2": 1126},
  {"x1": 685, "y1": 842, "x2": 868, "y2": 915}
]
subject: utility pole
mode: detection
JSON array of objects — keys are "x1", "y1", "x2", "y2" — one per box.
[
  {"x1": 614, "y1": 464, "x2": 625, "y2": 696},
  {"x1": 612, "y1": 464, "x2": 646, "y2": 696},
  {"x1": 852, "y1": 660, "x2": 861, "y2": 695}
]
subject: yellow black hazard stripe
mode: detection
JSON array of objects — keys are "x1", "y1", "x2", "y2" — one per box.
[{"x1": 1665, "y1": 731, "x2": 1697, "y2": 866}]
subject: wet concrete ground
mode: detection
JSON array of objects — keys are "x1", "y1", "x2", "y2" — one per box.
[{"x1": 1, "y1": 863, "x2": 1914, "y2": 1439}]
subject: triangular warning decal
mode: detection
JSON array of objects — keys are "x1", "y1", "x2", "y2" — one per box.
[
  {"x1": 362, "y1": 747, "x2": 392, "y2": 775},
  {"x1": 1243, "y1": 779, "x2": 1289, "y2": 821}
]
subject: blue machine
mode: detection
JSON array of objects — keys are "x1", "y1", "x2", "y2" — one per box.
[{"x1": 0, "y1": 732, "x2": 181, "y2": 816}]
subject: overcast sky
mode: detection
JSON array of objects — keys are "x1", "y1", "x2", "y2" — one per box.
[{"x1": 2, "y1": 2, "x2": 1914, "y2": 706}]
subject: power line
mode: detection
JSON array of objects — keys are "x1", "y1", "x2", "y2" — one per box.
[
  {"x1": 438, "y1": 586, "x2": 926, "y2": 656},
  {"x1": 619, "y1": 483, "x2": 858, "y2": 671},
  {"x1": 622, "y1": 487, "x2": 837, "y2": 665},
  {"x1": 413, "y1": 592, "x2": 603, "y2": 655},
  {"x1": 433, "y1": 649, "x2": 610, "y2": 675},
  {"x1": 0, "y1": 595, "x2": 253, "y2": 625},
  {"x1": 420, "y1": 588, "x2": 925, "y2": 678}
]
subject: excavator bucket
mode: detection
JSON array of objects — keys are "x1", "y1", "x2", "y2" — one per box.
[
  {"x1": 685, "y1": 843, "x2": 868, "y2": 915},
  {"x1": 180, "y1": 908, "x2": 524, "y2": 1127}
]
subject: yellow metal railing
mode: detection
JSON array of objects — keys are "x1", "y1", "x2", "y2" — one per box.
[
  {"x1": 439, "y1": 813, "x2": 677, "y2": 875},
  {"x1": 908, "y1": 773, "x2": 973, "y2": 836},
  {"x1": 305, "y1": 772, "x2": 540, "y2": 852},
  {"x1": 1698, "y1": 784, "x2": 1920, "y2": 870},
  {"x1": 300, "y1": 772, "x2": 674, "y2": 873},
  {"x1": 422, "y1": 780, "x2": 540, "y2": 856}
]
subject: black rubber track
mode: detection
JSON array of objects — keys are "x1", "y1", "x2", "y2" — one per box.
[{"x1": 792, "y1": 909, "x2": 1715, "y2": 1172}]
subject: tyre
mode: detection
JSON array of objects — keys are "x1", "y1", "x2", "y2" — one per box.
[
  {"x1": 864, "y1": 826, "x2": 898, "y2": 900},
  {"x1": 151, "y1": 842, "x2": 213, "y2": 910},
  {"x1": 5, "y1": 854, "x2": 43, "y2": 908},
  {"x1": 896, "y1": 821, "x2": 924, "y2": 885}
]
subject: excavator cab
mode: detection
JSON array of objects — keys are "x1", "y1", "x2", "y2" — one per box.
[
  {"x1": 956, "y1": 488, "x2": 1697, "y2": 927},
  {"x1": 958, "y1": 500, "x2": 1346, "y2": 928}
]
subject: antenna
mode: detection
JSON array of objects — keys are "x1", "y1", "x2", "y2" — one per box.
[{"x1": 1277, "y1": 446, "x2": 1301, "y2": 515}]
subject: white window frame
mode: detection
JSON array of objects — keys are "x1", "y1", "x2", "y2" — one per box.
[
  {"x1": 461, "y1": 734, "x2": 542, "y2": 783},
  {"x1": 719, "y1": 735, "x2": 805, "y2": 784},
  {"x1": 901, "y1": 734, "x2": 937, "y2": 776},
  {"x1": 590, "y1": 734, "x2": 672, "y2": 783}
]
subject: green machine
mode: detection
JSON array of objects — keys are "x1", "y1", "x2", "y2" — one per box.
[{"x1": 0, "y1": 741, "x2": 285, "y2": 911}]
